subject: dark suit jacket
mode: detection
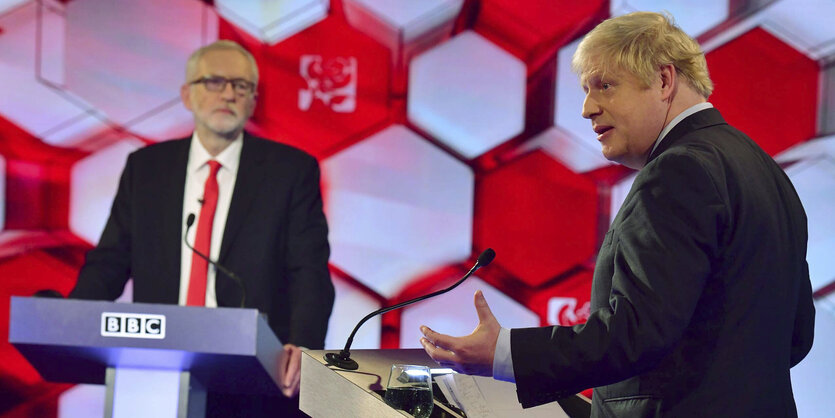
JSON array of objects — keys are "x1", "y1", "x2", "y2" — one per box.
[
  {"x1": 511, "y1": 109, "x2": 815, "y2": 417},
  {"x1": 70, "y1": 133, "x2": 334, "y2": 349}
]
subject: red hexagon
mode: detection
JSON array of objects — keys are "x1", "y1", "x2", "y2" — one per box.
[
  {"x1": 0, "y1": 249, "x2": 80, "y2": 413},
  {"x1": 220, "y1": 16, "x2": 392, "y2": 159},
  {"x1": 706, "y1": 27, "x2": 818, "y2": 156},
  {"x1": 474, "y1": 150, "x2": 598, "y2": 287},
  {"x1": 0, "y1": 116, "x2": 84, "y2": 230},
  {"x1": 473, "y1": 0, "x2": 608, "y2": 72},
  {"x1": 522, "y1": 268, "x2": 592, "y2": 327}
]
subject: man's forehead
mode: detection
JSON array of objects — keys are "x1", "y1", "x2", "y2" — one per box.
[{"x1": 196, "y1": 50, "x2": 255, "y2": 78}]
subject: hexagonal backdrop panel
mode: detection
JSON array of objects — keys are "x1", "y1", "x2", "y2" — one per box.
[
  {"x1": 70, "y1": 137, "x2": 143, "y2": 244},
  {"x1": 0, "y1": 2, "x2": 833, "y2": 416},
  {"x1": 39, "y1": 0, "x2": 214, "y2": 140},
  {"x1": 706, "y1": 28, "x2": 818, "y2": 156},
  {"x1": 322, "y1": 124, "x2": 473, "y2": 298},
  {"x1": 611, "y1": 0, "x2": 729, "y2": 37},
  {"x1": 408, "y1": 31, "x2": 526, "y2": 159},
  {"x1": 325, "y1": 275, "x2": 382, "y2": 350},
  {"x1": 399, "y1": 277, "x2": 539, "y2": 349},
  {"x1": 0, "y1": 2, "x2": 107, "y2": 148},
  {"x1": 784, "y1": 156, "x2": 835, "y2": 293},
  {"x1": 472, "y1": 0, "x2": 608, "y2": 71},
  {"x1": 215, "y1": 0, "x2": 328, "y2": 45},
  {"x1": 221, "y1": 15, "x2": 392, "y2": 159},
  {"x1": 474, "y1": 151, "x2": 598, "y2": 287}
]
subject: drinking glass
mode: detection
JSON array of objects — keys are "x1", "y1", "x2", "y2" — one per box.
[{"x1": 383, "y1": 364, "x2": 433, "y2": 418}]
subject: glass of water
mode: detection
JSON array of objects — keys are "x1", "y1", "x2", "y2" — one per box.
[{"x1": 383, "y1": 364, "x2": 433, "y2": 418}]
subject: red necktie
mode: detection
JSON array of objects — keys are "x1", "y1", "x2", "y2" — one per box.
[{"x1": 186, "y1": 160, "x2": 222, "y2": 306}]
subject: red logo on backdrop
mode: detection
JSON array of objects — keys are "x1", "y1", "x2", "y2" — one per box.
[
  {"x1": 299, "y1": 55, "x2": 357, "y2": 113},
  {"x1": 547, "y1": 297, "x2": 590, "y2": 326}
]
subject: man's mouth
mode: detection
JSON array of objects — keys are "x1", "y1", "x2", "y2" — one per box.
[{"x1": 594, "y1": 125, "x2": 613, "y2": 140}]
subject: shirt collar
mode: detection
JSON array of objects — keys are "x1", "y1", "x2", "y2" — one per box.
[
  {"x1": 648, "y1": 102, "x2": 714, "y2": 157},
  {"x1": 187, "y1": 132, "x2": 243, "y2": 176}
]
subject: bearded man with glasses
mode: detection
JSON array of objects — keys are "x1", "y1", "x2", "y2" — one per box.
[{"x1": 70, "y1": 40, "x2": 333, "y2": 417}]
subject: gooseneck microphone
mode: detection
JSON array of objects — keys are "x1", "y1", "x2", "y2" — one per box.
[
  {"x1": 324, "y1": 248, "x2": 496, "y2": 370},
  {"x1": 184, "y1": 213, "x2": 247, "y2": 308}
]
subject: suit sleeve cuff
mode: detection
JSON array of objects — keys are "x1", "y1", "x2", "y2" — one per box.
[{"x1": 493, "y1": 327, "x2": 515, "y2": 383}]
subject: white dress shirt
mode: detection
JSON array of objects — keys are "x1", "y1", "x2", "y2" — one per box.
[
  {"x1": 492, "y1": 102, "x2": 715, "y2": 382},
  {"x1": 178, "y1": 133, "x2": 242, "y2": 307}
]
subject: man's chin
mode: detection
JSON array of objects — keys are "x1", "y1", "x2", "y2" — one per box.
[{"x1": 208, "y1": 123, "x2": 245, "y2": 139}]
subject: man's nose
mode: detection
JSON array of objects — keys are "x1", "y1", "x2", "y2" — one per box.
[
  {"x1": 581, "y1": 95, "x2": 600, "y2": 119},
  {"x1": 220, "y1": 81, "x2": 237, "y2": 99}
]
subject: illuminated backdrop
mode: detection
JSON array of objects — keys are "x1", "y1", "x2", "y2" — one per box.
[{"x1": 1, "y1": 0, "x2": 833, "y2": 416}]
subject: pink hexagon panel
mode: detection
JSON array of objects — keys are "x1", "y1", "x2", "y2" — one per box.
[
  {"x1": 36, "y1": 0, "x2": 215, "y2": 141},
  {"x1": 0, "y1": 2, "x2": 108, "y2": 148},
  {"x1": 474, "y1": 151, "x2": 598, "y2": 287},
  {"x1": 408, "y1": 31, "x2": 526, "y2": 159},
  {"x1": 70, "y1": 137, "x2": 144, "y2": 244},
  {"x1": 322, "y1": 124, "x2": 473, "y2": 298},
  {"x1": 221, "y1": 16, "x2": 392, "y2": 159},
  {"x1": 326, "y1": 275, "x2": 382, "y2": 350}
]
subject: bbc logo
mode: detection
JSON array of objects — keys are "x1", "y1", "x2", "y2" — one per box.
[{"x1": 101, "y1": 312, "x2": 166, "y2": 339}]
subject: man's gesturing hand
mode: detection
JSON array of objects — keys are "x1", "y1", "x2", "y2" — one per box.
[{"x1": 420, "y1": 290, "x2": 501, "y2": 376}]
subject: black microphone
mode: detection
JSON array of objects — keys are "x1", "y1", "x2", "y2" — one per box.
[
  {"x1": 184, "y1": 213, "x2": 247, "y2": 308},
  {"x1": 324, "y1": 248, "x2": 497, "y2": 370}
]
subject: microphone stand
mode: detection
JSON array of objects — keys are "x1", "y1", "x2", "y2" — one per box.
[
  {"x1": 184, "y1": 214, "x2": 248, "y2": 308},
  {"x1": 324, "y1": 248, "x2": 496, "y2": 370}
]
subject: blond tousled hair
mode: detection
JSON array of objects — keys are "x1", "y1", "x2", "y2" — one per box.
[
  {"x1": 185, "y1": 40, "x2": 259, "y2": 85},
  {"x1": 572, "y1": 11, "x2": 713, "y2": 98}
]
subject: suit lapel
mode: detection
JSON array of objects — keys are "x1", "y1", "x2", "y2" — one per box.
[
  {"x1": 160, "y1": 137, "x2": 190, "y2": 301},
  {"x1": 646, "y1": 108, "x2": 727, "y2": 165},
  {"x1": 219, "y1": 134, "x2": 267, "y2": 262}
]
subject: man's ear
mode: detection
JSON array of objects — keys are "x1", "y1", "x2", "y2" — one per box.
[
  {"x1": 659, "y1": 64, "x2": 677, "y2": 102},
  {"x1": 180, "y1": 84, "x2": 192, "y2": 111}
]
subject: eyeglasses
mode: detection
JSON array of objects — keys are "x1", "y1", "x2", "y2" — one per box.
[{"x1": 190, "y1": 76, "x2": 256, "y2": 95}]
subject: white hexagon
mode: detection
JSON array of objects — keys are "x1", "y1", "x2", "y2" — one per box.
[
  {"x1": 791, "y1": 296, "x2": 835, "y2": 418},
  {"x1": 322, "y1": 124, "x2": 473, "y2": 298},
  {"x1": 58, "y1": 384, "x2": 104, "y2": 418},
  {"x1": 343, "y1": 0, "x2": 463, "y2": 63},
  {"x1": 325, "y1": 276, "x2": 381, "y2": 350},
  {"x1": 553, "y1": 38, "x2": 613, "y2": 172},
  {"x1": 784, "y1": 157, "x2": 835, "y2": 293},
  {"x1": 70, "y1": 137, "x2": 143, "y2": 244},
  {"x1": 701, "y1": 0, "x2": 835, "y2": 58},
  {"x1": 611, "y1": 0, "x2": 729, "y2": 37},
  {"x1": 399, "y1": 277, "x2": 539, "y2": 349},
  {"x1": 757, "y1": 0, "x2": 835, "y2": 60},
  {"x1": 215, "y1": 0, "x2": 328, "y2": 45},
  {"x1": 43, "y1": 0, "x2": 213, "y2": 132},
  {"x1": 0, "y1": 2, "x2": 107, "y2": 147},
  {"x1": 408, "y1": 31, "x2": 526, "y2": 159},
  {"x1": 0, "y1": 0, "x2": 27, "y2": 15},
  {"x1": 776, "y1": 135, "x2": 835, "y2": 164},
  {"x1": 520, "y1": 127, "x2": 610, "y2": 173}
]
